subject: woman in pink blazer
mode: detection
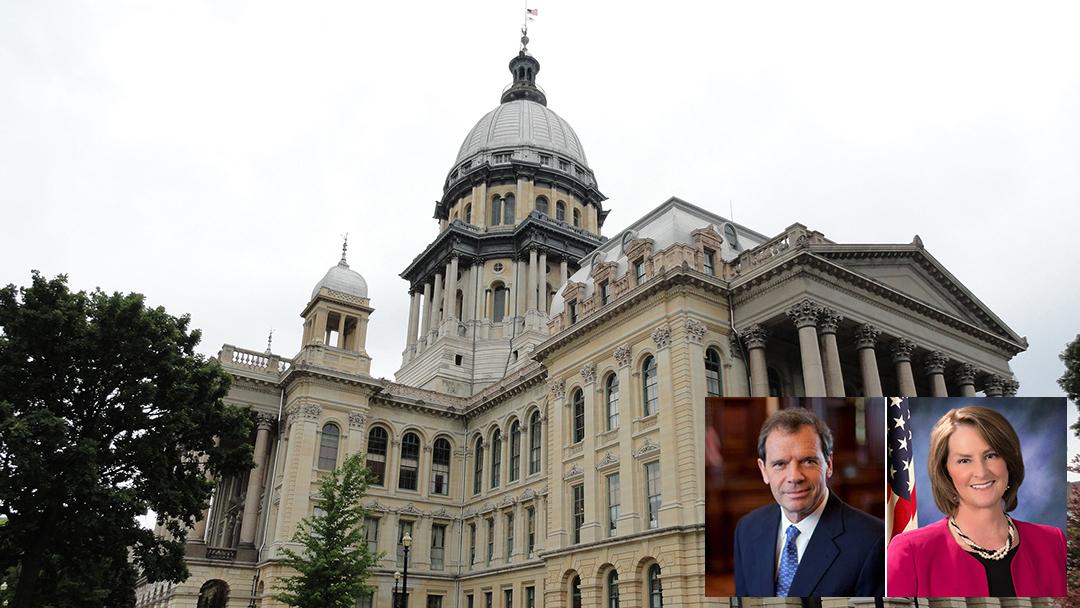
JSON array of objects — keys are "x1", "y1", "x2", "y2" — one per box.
[{"x1": 886, "y1": 406, "x2": 1066, "y2": 597}]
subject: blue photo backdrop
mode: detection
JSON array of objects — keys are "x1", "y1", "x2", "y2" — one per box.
[{"x1": 909, "y1": 397, "x2": 1066, "y2": 532}]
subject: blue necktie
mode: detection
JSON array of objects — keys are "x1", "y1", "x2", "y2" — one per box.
[{"x1": 776, "y1": 524, "x2": 800, "y2": 597}]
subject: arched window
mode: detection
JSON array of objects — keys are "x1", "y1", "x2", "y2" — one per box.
[
  {"x1": 642, "y1": 356, "x2": 658, "y2": 417},
  {"x1": 605, "y1": 373, "x2": 620, "y2": 431},
  {"x1": 490, "y1": 429, "x2": 502, "y2": 488},
  {"x1": 398, "y1": 432, "x2": 420, "y2": 491},
  {"x1": 503, "y1": 194, "x2": 515, "y2": 224},
  {"x1": 528, "y1": 410, "x2": 542, "y2": 474},
  {"x1": 571, "y1": 575, "x2": 582, "y2": 608},
  {"x1": 607, "y1": 570, "x2": 620, "y2": 608},
  {"x1": 705, "y1": 347, "x2": 723, "y2": 397},
  {"x1": 473, "y1": 437, "x2": 484, "y2": 495},
  {"x1": 431, "y1": 437, "x2": 451, "y2": 495},
  {"x1": 318, "y1": 423, "x2": 339, "y2": 470},
  {"x1": 573, "y1": 208, "x2": 581, "y2": 227},
  {"x1": 571, "y1": 388, "x2": 585, "y2": 443},
  {"x1": 648, "y1": 564, "x2": 663, "y2": 608},
  {"x1": 536, "y1": 196, "x2": 549, "y2": 215},
  {"x1": 366, "y1": 427, "x2": 388, "y2": 485},
  {"x1": 197, "y1": 580, "x2": 229, "y2": 608},
  {"x1": 492, "y1": 283, "x2": 507, "y2": 322},
  {"x1": 491, "y1": 195, "x2": 502, "y2": 225},
  {"x1": 556, "y1": 201, "x2": 566, "y2": 221},
  {"x1": 464, "y1": 203, "x2": 472, "y2": 224},
  {"x1": 509, "y1": 420, "x2": 521, "y2": 482}
]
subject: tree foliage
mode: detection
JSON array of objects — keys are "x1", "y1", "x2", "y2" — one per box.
[
  {"x1": 1066, "y1": 456, "x2": 1080, "y2": 608},
  {"x1": 275, "y1": 452, "x2": 380, "y2": 608},
  {"x1": 1063, "y1": 333, "x2": 1080, "y2": 403},
  {"x1": 0, "y1": 272, "x2": 253, "y2": 608}
]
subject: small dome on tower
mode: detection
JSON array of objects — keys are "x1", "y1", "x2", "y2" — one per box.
[{"x1": 311, "y1": 241, "x2": 368, "y2": 301}]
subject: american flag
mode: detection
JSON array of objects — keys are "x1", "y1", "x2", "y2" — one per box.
[{"x1": 886, "y1": 397, "x2": 918, "y2": 542}]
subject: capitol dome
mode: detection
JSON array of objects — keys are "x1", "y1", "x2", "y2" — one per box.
[
  {"x1": 454, "y1": 99, "x2": 589, "y2": 170},
  {"x1": 311, "y1": 258, "x2": 368, "y2": 301}
]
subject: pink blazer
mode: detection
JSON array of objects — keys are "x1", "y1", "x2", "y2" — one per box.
[{"x1": 886, "y1": 518, "x2": 1066, "y2": 597}]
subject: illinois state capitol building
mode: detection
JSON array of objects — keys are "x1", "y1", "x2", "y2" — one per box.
[{"x1": 135, "y1": 35, "x2": 1027, "y2": 608}]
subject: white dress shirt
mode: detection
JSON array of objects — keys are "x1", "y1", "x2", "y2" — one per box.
[{"x1": 774, "y1": 488, "x2": 830, "y2": 577}]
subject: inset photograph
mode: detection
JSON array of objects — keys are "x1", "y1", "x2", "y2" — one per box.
[
  {"x1": 885, "y1": 397, "x2": 1067, "y2": 597},
  {"x1": 706, "y1": 397, "x2": 885, "y2": 597}
]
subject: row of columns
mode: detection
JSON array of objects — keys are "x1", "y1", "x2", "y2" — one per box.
[
  {"x1": 463, "y1": 495, "x2": 547, "y2": 569},
  {"x1": 741, "y1": 298, "x2": 1019, "y2": 398}
]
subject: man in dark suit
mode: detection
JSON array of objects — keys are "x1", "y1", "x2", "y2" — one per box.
[{"x1": 733, "y1": 408, "x2": 884, "y2": 597}]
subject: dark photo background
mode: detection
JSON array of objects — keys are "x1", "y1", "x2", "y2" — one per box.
[{"x1": 909, "y1": 397, "x2": 1066, "y2": 531}]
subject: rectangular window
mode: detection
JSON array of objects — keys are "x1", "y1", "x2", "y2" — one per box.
[
  {"x1": 468, "y1": 523, "x2": 476, "y2": 566},
  {"x1": 646, "y1": 462, "x2": 661, "y2": 529},
  {"x1": 703, "y1": 247, "x2": 715, "y2": 275},
  {"x1": 607, "y1": 473, "x2": 620, "y2": 537},
  {"x1": 568, "y1": 301, "x2": 577, "y2": 324},
  {"x1": 526, "y1": 507, "x2": 536, "y2": 555},
  {"x1": 358, "y1": 592, "x2": 374, "y2": 608},
  {"x1": 364, "y1": 517, "x2": 379, "y2": 554},
  {"x1": 526, "y1": 587, "x2": 535, "y2": 608},
  {"x1": 506, "y1": 513, "x2": 514, "y2": 561},
  {"x1": 572, "y1": 484, "x2": 585, "y2": 544},
  {"x1": 427, "y1": 596, "x2": 444, "y2": 608},
  {"x1": 599, "y1": 280, "x2": 610, "y2": 305},
  {"x1": 397, "y1": 520, "x2": 413, "y2": 567},
  {"x1": 505, "y1": 589, "x2": 514, "y2": 608},
  {"x1": 634, "y1": 258, "x2": 646, "y2": 285},
  {"x1": 485, "y1": 592, "x2": 493, "y2": 608},
  {"x1": 467, "y1": 595, "x2": 474, "y2": 608},
  {"x1": 486, "y1": 518, "x2": 495, "y2": 564},
  {"x1": 431, "y1": 524, "x2": 446, "y2": 570}
]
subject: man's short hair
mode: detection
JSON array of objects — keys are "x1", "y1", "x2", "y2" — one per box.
[
  {"x1": 927, "y1": 406, "x2": 1024, "y2": 517},
  {"x1": 756, "y1": 408, "x2": 834, "y2": 461}
]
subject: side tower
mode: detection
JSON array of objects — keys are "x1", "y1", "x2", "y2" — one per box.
[
  {"x1": 397, "y1": 31, "x2": 607, "y2": 395},
  {"x1": 296, "y1": 242, "x2": 373, "y2": 376}
]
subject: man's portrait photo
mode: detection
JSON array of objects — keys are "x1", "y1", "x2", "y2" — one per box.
[{"x1": 706, "y1": 397, "x2": 886, "y2": 597}]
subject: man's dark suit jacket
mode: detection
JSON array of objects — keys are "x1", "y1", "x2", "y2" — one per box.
[{"x1": 733, "y1": 492, "x2": 884, "y2": 597}]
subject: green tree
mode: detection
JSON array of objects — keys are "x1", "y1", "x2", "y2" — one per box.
[
  {"x1": 275, "y1": 452, "x2": 380, "y2": 608},
  {"x1": 1063, "y1": 333, "x2": 1080, "y2": 403},
  {"x1": 0, "y1": 272, "x2": 253, "y2": 608}
]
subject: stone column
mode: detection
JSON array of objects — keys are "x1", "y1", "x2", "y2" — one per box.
[
  {"x1": 273, "y1": 404, "x2": 321, "y2": 552},
  {"x1": 559, "y1": 259, "x2": 568, "y2": 289},
  {"x1": 538, "y1": 252, "x2": 548, "y2": 314},
  {"x1": 985, "y1": 374, "x2": 1006, "y2": 397},
  {"x1": 955, "y1": 363, "x2": 978, "y2": 397},
  {"x1": 547, "y1": 380, "x2": 569, "y2": 547},
  {"x1": 892, "y1": 338, "x2": 918, "y2": 397},
  {"x1": 473, "y1": 262, "x2": 486, "y2": 321},
  {"x1": 430, "y1": 272, "x2": 444, "y2": 331},
  {"x1": 653, "y1": 325, "x2": 683, "y2": 527},
  {"x1": 579, "y1": 363, "x2": 601, "y2": 543},
  {"x1": 420, "y1": 282, "x2": 433, "y2": 337},
  {"x1": 743, "y1": 324, "x2": 769, "y2": 397},
  {"x1": 924, "y1": 351, "x2": 949, "y2": 397},
  {"x1": 406, "y1": 290, "x2": 421, "y2": 348},
  {"x1": 727, "y1": 334, "x2": 750, "y2": 397},
  {"x1": 1003, "y1": 378, "x2": 1020, "y2": 397},
  {"x1": 526, "y1": 248, "x2": 538, "y2": 310},
  {"x1": 855, "y1": 324, "x2": 883, "y2": 397},
  {"x1": 613, "y1": 345, "x2": 638, "y2": 534},
  {"x1": 817, "y1": 307, "x2": 845, "y2": 397},
  {"x1": 445, "y1": 256, "x2": 459, "y2": 320},
  {"x1": 240, "y1": 414, "x2": 274, "y2": 545},
  {"x1": 685, "y1": 318, "x2": 707, "y2": 523},
  {"x1": 787, "y1": 299, "x2": 826, "y2": 397}
]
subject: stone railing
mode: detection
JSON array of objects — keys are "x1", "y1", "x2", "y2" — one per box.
[
  {"x1": 204, "y1": 546, "x2": 237, "y2": 561},
  {"x1": 218, "y1": 344, "x2": 291, "y2": 375},
  {"x1": 733, "y1": 223, "x2": 832, "y2": 275}
]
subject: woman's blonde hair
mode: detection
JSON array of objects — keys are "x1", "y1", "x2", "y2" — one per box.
[{"x1": 927, "y1": 405, "x2": 1024, "y2": 517}]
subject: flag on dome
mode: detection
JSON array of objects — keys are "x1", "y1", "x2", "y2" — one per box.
[
  {"x1": 886, "y1": 397, "x2": 918, "y2": 543},
  {"x1": 526, "y1": 8, "x2": 538, "y2": 20}
]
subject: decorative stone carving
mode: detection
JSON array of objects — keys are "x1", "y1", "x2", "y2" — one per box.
[
  {"x1": 595, "y1": 451, "x2": 619, "y2": 470},
  {"x1": 564, "y1": 463, "x2": 583, "y2": 480},
  {"x1": 923, "y1": 351, "x2": 948, "y2": 376},
  {"x1": 684, "y1": 318, "x2": 706, "y2": 344},
  {"x1": 984, "y1": 374, "x2": 1007, "y2": 396},
  {"x1": 614, "y1": 345, "x2": 633, "y2": 368},
  {"x1": 633, "y1": 438, "x2": 660, "y2": 458},
  {"x1": 301, "y1": 403, "x2": 322, "y2": 419},
  {"x1": 255, "y1": 412, "x2": 277, "y2": 430},
  {"x1": 817, "y1": 308, "x2": 842, "y2": 334},
  {"x1": 366, "y1": 500, "x2": 389, "y2": 512},
  {"x1": 891, "y1": 338, "x2": 916, "y2": 363},
  {"x1": 400, "y1": 503, "x2": 423, "y2": 516},
  {"x1": 729, "y1": 334, "x2": 744, "y2": 359},
  {"x1": 431, "y1": 508, "x2": 452, "y2": 520},
  {"x1": 580, "y1": 364, "x2": 597, "y2": 385},
  {"x1": 499, "y1": 496, "x2": 516, "y2": 508},
  {"x1": 549, "y1": 379, "x2": 566, "y2": 400},
  {"x1": 651, "y1": 325, "x2": 672, "y2": 349},
  {"x1": 786, "y1": 298, "x2": 822, "y2": 329},
  {"x1": 519, "y1": 488, "x2": 536, "y2": 501},
  {"x1": 347, "y1": 412, "x2": 366, "y2": 429},
  {"x1": 742, "y1": 324, "x2": 768, "y2": 350},
  {"x1": 1002, "y1": 378, "x2": 1020, "y2": 397},
  {"x1": 854, "y1": 324, "x2": 881, "y2": 349},
  {"x1": 954, "y1": 362, "x2": 978, "y2": 385}
]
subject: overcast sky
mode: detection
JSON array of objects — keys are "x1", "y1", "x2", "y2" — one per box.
[{"x1": 3, "y1": 1, "x2": 1078, "y2": 471}]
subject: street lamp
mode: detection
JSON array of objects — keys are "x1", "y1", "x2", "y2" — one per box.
[
  {"x1": 401, "y1": 532, "x2": 413, "y2": 608},
  {"x1": 393, "y1": 571, "x2": 402, "y2": 608}
]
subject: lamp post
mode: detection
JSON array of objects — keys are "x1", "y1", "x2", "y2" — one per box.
[
  {"x1": 401, "y1": 532, "x2": 413, "y2": 608},
  {"x1": 393, "y1": 571, "x2": 401, "y2": 608}
]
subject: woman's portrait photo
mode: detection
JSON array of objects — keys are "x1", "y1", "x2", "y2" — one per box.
[{"x1": 886, "y1": 398, "x2": 1067, "y2": 597}]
